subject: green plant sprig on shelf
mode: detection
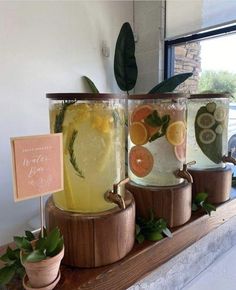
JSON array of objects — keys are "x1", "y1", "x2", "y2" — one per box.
[
  {"x1": 136, "y1": 211, "x2": 172, "y2": 244},
  {"x1": 192, "y1": 192, "x2": 216, "y2": 216},
  {"x1": 0, "y1": 228, "x2": 63, "y2": 286}
]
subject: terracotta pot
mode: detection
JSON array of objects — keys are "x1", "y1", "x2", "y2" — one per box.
[{"x1": 22, "y1": 246, "x2": 64, "y2": 288}]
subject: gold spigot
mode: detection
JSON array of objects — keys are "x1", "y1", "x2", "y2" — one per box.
[
  {"x1": 104, "y1": 178, "x2": 129, "y2": 210},
  {"x1": 175, "y1": 161, "x2": 196, "y2": 183},
  {"x1": 222, "y1": 151, "x2": 236, "y2": 165}
]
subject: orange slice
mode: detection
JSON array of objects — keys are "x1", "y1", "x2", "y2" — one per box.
[
  {"x1": 174, "y1": 138, "x2": 186, "y2": 162},
  {"x1": 129, "y1": 146, "x2": 154, "y2": 177},
  {"x1": 131, "y1": 105, "x2": 153, "y2": 123},
  {"x1": 130, "y1": 122, "x2": 149, "y2": 145},
  {"x1": 166, "y1": 121, "x2": 186, "y2": 146}
]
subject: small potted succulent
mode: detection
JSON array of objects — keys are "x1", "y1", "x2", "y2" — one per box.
[{"x1": 0, "y1": 227, "x2": 64, "y2": 290}]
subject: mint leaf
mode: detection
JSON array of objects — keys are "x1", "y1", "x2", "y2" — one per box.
[
  {"x1": 145, "y1": 231, "x2": 163, "y2": 242},
  {"x1": 202, "y1": 203, "x2": 216, "y2": 216},
  {"x1": 25, "y1": 231, "x2": 35, "y2": 241},
  {"x1": 136, "y1": 234, "x2": 145, "y2": 244},
  {"x1": 45, "y1": 227, "x2": 60, "y2": 255},
  {"x1": 195, "y1": 192, "x2": 208, "y2": 204},
  {"x1": 163, "y1": 227, "x2": 172, "y2": 238}
]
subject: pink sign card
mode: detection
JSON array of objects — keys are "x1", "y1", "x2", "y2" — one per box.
[{"x1": 11, "y1": 133, "x2": 63, "y2": 201}]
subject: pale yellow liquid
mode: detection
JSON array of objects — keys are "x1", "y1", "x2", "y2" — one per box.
[{"x1": 50, "y1": 102, "x2": 125, "y2": 212}]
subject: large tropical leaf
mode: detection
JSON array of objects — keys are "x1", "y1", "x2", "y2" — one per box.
[
  {"x1": 82, "y1": 76, "x2": 99, "y2": 93},
  {"x1": 148, "y1": 73, "x2": 193, "y2": 93},
  {"x1": 114, "y1": 22, "x2": 137, "y2": 92}
]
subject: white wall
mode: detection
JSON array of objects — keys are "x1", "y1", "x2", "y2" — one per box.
[
  {"x1": 0, "y1": 1, "x2": 133, "y2": 245},
  {"x1": 134, "y1": 0, "x2": 164, "y2": 93}
]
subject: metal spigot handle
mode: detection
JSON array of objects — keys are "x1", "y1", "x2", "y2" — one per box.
[{"x1": 104, "y1": 177, "x2": 130, "y2": 210}]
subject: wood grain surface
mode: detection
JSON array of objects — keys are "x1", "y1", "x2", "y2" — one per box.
[
  {"x1": 126, "y1": 181, "x2": 192, "y2": 227},
  {"x1": 190, "y1": 166, "x2": 232, "y2": 204},
  {"x1": 45, "y1": 191, "x2": 135, "y2": 268},
  {"x1": 1, "y1": 189, "x2": 236, "y2": 290}
]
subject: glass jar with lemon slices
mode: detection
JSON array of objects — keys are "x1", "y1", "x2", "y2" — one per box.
[
  {"x1": 187, "y1": 94, "x2": 230, "y2": 169},
  {"x1": 128, "y1": 93, "x2": 188, "y2": 186},
  {"x1": 47, "y1": 93, "x2": 125, "y2": 213}
]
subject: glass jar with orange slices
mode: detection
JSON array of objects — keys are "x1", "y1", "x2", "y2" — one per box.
[
  {"x1": 47, "y1": 93, "x2": 126, "y2": 213},
  {"x1": 128, "y1": 93, "x2": 188, "y2": 186},
  {"x1": 187, "y1": 94, "x2": 230, "y2": 169}
]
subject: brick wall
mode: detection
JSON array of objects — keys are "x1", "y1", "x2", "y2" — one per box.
[{"x1": 174, "y1": 42, "x2": 201, "y2": 94}]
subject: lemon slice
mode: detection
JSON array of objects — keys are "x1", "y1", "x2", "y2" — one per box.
[{"x1": 166, "y1": 121, "x2": 186, "y2": 146}]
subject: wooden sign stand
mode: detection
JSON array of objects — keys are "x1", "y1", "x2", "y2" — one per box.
[
  {"x1": 45, "y1": 190, "x2": 135, "y2": 268},
  {"x1": 189, "y1": 165, "x2": 232, "y2": 204},
  {"x1": 126, "y1": 181, "x2": 192, "y2": 228}
]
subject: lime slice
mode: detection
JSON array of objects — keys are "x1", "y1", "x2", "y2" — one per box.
[
  {"x1": 214, "y1": 106, "x2": 226, "y2": 122},
  {"x1": 199, "y1": 129, "x2": 216, "y2": 144},
  {"x1": 197, "y1": 113, "x2": 215, "y2": 129},
  {"x1": 206, "y1": 102, "x2": 216, "y2": 113}
]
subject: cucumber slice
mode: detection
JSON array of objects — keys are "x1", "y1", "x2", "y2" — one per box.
[
  {"x1": 214, "y1": 106, "x2": 226, "y2": 122},
  {"x1": 197, "y1": 113, "x2": 215, "y2": 129},
  {"x1": 215, "y1": 124, "x2": 223, "y2": 134},
  {"x1": 206, "y1": 102, "x2": 216, "y2": 113},
  {"x1": 199, "y1": 129, "x2": 216, "y2": 144}
]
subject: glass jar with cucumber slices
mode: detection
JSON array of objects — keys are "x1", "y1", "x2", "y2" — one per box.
[
  {"x1": 47, "y1": 93, "x2": 125, "y2": 213},
  {"x1": 128, "y1": 93, "x2": 188, "y2": 186},
  {"x1": 187, "y1": 93, "x2": 230, "y2": 169}
]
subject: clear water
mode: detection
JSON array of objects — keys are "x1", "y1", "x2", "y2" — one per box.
[{"x1": 187, "y1": 98, "x2": 229, "y2": 169}]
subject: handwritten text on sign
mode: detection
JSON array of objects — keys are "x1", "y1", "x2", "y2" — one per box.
[{"x1": 11, "y1": 134, "x2": 63, "y2": 201}]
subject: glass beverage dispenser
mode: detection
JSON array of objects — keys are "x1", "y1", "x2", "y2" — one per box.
[
  {"x1": 128, "y1": 93, "x2": 191, "y2": 186},
  {"x1": 47, "y1": 93, "x2": 126, "y2": 213},
  {"x1": 187, "y1": 94, "x2": 231, "y2": 168},
  {"x1": 187, "y1": 93, "x2": 236, "y2": 204}
]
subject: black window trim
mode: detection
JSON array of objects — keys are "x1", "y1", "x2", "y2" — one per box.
[{"x1": 164, "y1": 24, "x2": 236, "y2": 79}]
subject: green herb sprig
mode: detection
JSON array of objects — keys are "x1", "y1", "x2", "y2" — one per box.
[
  {"x1": 68, "y1": 130, "x2": 84, "y2": 178},
  {"x1": 136, "y1": 211, "x2": 172, "y2": 244},
  {"x1": 144, "y1": 110, "x2": 170, "y2": 142},
  {"x1": 192, "y1": 192, "x2": 216, "y2": 215},
  {"x1": 54, "y1": 101, "x2": 76, "y2": 133}
]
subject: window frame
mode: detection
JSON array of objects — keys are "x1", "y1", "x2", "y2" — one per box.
[{"x1": 164, "y1": 24, "x2": 236, "y2": 79}]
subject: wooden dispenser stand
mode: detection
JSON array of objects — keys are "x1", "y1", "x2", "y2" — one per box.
[
  {"x1": 189, "y1": 165, "x2": 232, "y2": 204},
  {"x1": 45, "y1": 190, "x2": 135, "y2": 268},
  {"x1": 126, "y1": 181, "x2": 192, "y2": 228}
]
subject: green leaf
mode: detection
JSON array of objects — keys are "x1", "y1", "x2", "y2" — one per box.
[
  {"x1": 114, "y1": 22, "x2": 137, "y2": 92},
  {"x1": 136, "y1": 234, "x2": 145, "y2": 244},
  {"x1": 195, "y1": 106, "x2": 222, "y2": 163},
  {"x1": 14, "y1": 237, "x2": 32, "y2": 251},
  {"x1": 194, "y1": 192, "x2": 208, "y2": 204},
  {"x1": 145, "y1": 231, "x2": 163, "y2": 242},
  {"x1": 16, "y1": 266, "x2": 25, "y2": 279},
  {"x1": 135, "y1": 224, "x2": 141, "y2": 236},
  {"x1": 45, "y1": 227, "x2": 61, "y2": 255},
  {"x1": 35, "y1": 237, "x2": 47, "y2": 251},
  {"x1": 25, "y1": 231, "x2": 35, "y2": 241},
  {"x1": 25, "y1": 249, "x2": 46, "y2": 262},
  {"x1": 145, "y1": 110, "x2": 162, "y2": 127},
  {"x1": 162, "y1": 227, "x2": 173, "y2": 238},
  {"x1": 82, "y1": 76, "x2": 99, "y2": 93},
  {"x1": 202, "y1": 203, "x2": 216, "y2": 216},
  {"x1": 0, "y1": 266, "x2": 16, "y2": 285},
  {"x1": 192, "y1": 202, "x2": 198, "y2": 211},
  {"x1": 48, "y1": 237, "x2": 64, "y2": 257},
  {"x1": 148, "y1": 73, "x2": 193, "y2": 93}
]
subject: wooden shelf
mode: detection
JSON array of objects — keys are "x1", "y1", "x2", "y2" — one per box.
[{"x1": 1, "y1": 189, "x2": 236, "y2": 290}]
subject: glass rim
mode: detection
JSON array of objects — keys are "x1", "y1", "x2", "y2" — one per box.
[
  {"x1": 46, "y1": 93, "x2": 126, "y2": 100},
  {"x1": 128, "y1": 93, "x2": 188, "y2": 100},
  {"x1": 190, "y1": 93, "x2": 231, "y2": 99}
]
